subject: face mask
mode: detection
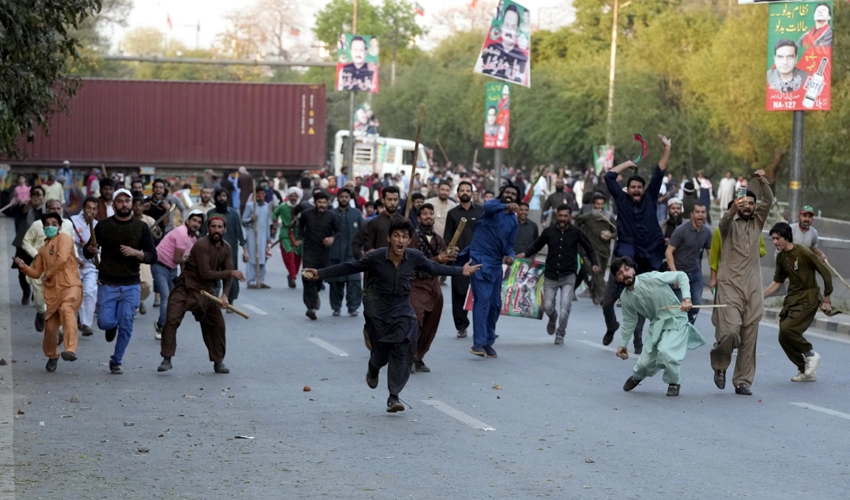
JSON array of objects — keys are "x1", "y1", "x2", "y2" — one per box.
[{"x1": 44, "y1": 226, "x2": 59, "y2": 238}]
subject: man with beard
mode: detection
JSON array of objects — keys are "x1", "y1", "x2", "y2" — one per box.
[
  {"x1": 665, "y1": 204, "x2": 712, "y2": 324},
  {"x1": 425, "y1": 181, "x2": 457, "y2": 239},
  {"x1": 157, "y1": 215, "x2": 247, "y2": 374},
  {"x1": 575, "y1": 194, "x2": 616, "y2": 305},
  {"x1": 327, "y1": 189, "x2": 362, "y2": 317},
  {"x1": 84, "y1": 189, "x2": 157, "y2": 374},
  {"x1": 513, "y1": 202, "x2": 539, "y2": 255},
  {"x1": 272, "y1": 187, "x2": 303, "y2": 288},
  {"x1": 352, "y1": 186, "x2": 402, "y2": 258},
  {"x1": 518, "y1": 204, "x2": 598, "y2": 345},
  {"x1": 711, "y1": 170, "x2": 773, "y2": 396},
  {"x1": 409, "y1": 204, "x2": 458, "y2": 373},
  {"x1": 145, "y1": 179, "x2": 172, "y2": 241},
  {"x1": 297, "y1": 191, "x2": 340, "y2": 320},
  {"x1": 709, "y1": 200, "x2": 768, "y2": 292},
  {"x1": 70, "y1": 197, "x2": 100, "y2": 336},
  {"x1": 601, "y1": 134, "x2": 672, "y2": 354},
  {"x1": 15, "y1": 213, "x2": 84, "y2": 371},
  {"x1": 12, "y1": 185, "x2": 44, "y2": 306},
  {"x1": 541, "y1": 178, "x2": 577, "y2": 226},
  {"x1": 792, "y1": 206, "x2": 826, "y2": 261},
  {"x1": 763, "y1": 222, "x2": 831, "y2": 383},
  {"x1": 209, "y1": 189, "x2": 247, "y2": 306},
  {"x1": 304, "y1": 219, "x2": 481, "y2": 412},
  {"x1": 444, "y1": 181, "x2": 483, "y2": 339},
  {"x1": 190, "y1": 187, "x2": 216, "y2": 216},
  {"x1": 659, "y1": 198, "x2": 683, "y2": 247},
  {"x1": 242, "y1": 186, "x2": 271, "y2": 288},
  {"x1": 94, "y1": 178, "x2": 115, "y2": 221},
  {"x1": 152, "y1": 210, "x2": 203, "y2": 340},
  {"x1": 457, "y1": 184, "x2": 519, "y2": 358},
  {"x1": 612, "y1": 257, "x2": 705, "y2": 397}
]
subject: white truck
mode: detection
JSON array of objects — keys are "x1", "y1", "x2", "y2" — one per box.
[{"x1": 333, "y1": 130, "x2": 430, "y2": 188}]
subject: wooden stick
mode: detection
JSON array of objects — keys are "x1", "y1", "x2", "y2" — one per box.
[
  {"x1": 0, "y1": 201, "x2": 15, "y2": 213},
  {"x1": 436, "y1": 138, "x2": 450, "y2": 164},
  {"x1": 200, "y1": 290, "x2": 250, "y2": 319},
  {"x1": 595, "y1": 210, "x2": 617, "y2": 230},
  {"x1": 87, "y1": 217, "x2": 100, "y2": 268},
  {"x1": 824, "y1": 260, "x2": 850, "y2": 291},
  {"x1": 659, "y1": 304, "x2": 728, "y2": 310},
  {"x1": 472, "y1": 148, "x2": 478, "y2": 168},
  {"x1": 405, "y1": 105, "x2": 426, "y2": 220},
  {"x1": 447, "y1": 217, "x2": 467, "y2": 249}
]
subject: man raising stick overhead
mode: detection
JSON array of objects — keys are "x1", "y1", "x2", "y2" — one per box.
[{"x1": 304, "y1": 219, "x2": 481, "y2": 413}]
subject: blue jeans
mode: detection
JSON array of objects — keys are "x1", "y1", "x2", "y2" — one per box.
[
  {"x1": 96, "y1": 284, "x2": 141, "y2": 366},
  {"x1": 673, "y1": 268, "x2": 703, "y2": 324},
  {"x1": 471, "y1": 273, "x2": 501, "y2": 348},
  {"x1": 152, "y1": 263, "x2": 178, "y2": 328}
]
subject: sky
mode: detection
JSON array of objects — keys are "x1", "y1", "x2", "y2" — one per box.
[{"x1": 109, "y1": 0, "x2": 575, "y2": 55}]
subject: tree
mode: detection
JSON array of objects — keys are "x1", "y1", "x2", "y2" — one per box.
[
  {"x1": 121, "y1": 27, "x2": 166, "y2": 56},
  {"x1": 0, "y1": 0, "x2": 103, "y2": 156},
  {"x1": 216, "y1": 0, "x2": 310, "y2": 62},
  {"x1": 378, "y1": 0, "x2": 425, "y2": 85}
]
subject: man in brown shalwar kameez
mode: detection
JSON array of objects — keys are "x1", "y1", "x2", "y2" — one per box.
[
  {"x1": 157, "y1": 215, "x2": 246, "y2": 374},
  {"x1": 409, "y1": 204, "x2": 458, "y2": 373},
  {"x1": 711, "y1": 170, "x2": 773, "y2": 396}
]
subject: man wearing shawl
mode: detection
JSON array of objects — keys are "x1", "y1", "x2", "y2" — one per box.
[
  {"x1": 612, "y1": 257, "x2": 705, "y2": 397},
  {"x1": 273, "y1": 187, "x2": 303, "y2": 288}
]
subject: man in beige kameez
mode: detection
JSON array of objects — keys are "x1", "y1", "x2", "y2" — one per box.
[{"x1": 711, "y1": 170, "x2": 773, "y2": 396}]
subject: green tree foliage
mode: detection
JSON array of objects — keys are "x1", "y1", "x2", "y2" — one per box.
[{"x1": 0, "y1": 0, "x2": 104, "y2": 156}]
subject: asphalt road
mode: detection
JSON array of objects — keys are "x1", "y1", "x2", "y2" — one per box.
[{"x1": 2, "y1": 219, "x2": 850, "y2": 499}]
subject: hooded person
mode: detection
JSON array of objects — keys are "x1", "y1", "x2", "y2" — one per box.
[{"x1": 272, "y1": 186, "x2": 305, "y2": 288}]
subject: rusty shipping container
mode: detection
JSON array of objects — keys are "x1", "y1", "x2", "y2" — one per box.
[{"x1": 12, "y1": 79, "x2": 326, "y2": 171}]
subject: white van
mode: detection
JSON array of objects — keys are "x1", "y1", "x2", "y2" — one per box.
[{"x1": 333, "y1": 130, "x2": 430, "y2": 189}]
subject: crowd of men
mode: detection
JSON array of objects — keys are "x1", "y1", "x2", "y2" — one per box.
[{"x1": 4, "y1": 148, "x2": 839, "y2": 411}]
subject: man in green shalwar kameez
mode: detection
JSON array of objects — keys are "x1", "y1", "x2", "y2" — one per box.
[
  {"x1": 612, "y1": 257, "x2": 706, "y2": 397},
  {"x1": 272, "y1": 187, "x2": 303, "y2": 289}
]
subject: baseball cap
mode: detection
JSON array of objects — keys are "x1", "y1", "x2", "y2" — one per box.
[
  {"x1": 113, "y1": 188, "x2": 132, "y2": 200},
  {"x1": 187, "y1": 209, "x2": 205, "y2": 220},
  {"x1": 800, "y1": 205, "x2": 815, "y2": 215}
]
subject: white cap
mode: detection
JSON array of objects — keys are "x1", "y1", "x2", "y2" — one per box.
[
  {"x1": 63, "y1": 160, "x2": 70, "y2": 166},
  {"x1": 187, "y1": 209, "x2": 205, "y2": 220},
  {"x1": 113, "y1": 188, "x2": 133, "y2": 200},
  {"x1": 667, "y1": 197, "x2": 682, "y2": 207}
]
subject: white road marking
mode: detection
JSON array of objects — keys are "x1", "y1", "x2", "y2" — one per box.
[
  {"x1": 0, "y1": 223, "x2": 15, "y2": 498},
  {"x1": 307, "y1": 338, "x2": 349, "y2": 357},
  {"x1": 574, "y1": 339, "x2": 641, "y2": 355},
  {"x1": 789, "y1": 402, "x2": 850, "y2": 421},
  {"x1": 241, "y1": 304, "x2": 267, "y2": 315},
  {"x1": 422, "y1": 400, "x2": 495, "y2": 431}
]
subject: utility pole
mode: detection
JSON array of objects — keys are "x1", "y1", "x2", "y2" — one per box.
[
  {"x1": 605, "y1": 0, "x2": 631, "y2": 146},
  {"x1": 788, "y1": 111, "x2": 804, "y2": 222},
  {"x1": 346, "y1": 0, "x2": 359, "y2": 175}
]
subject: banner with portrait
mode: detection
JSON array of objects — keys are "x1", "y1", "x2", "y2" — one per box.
[
  {"x1": 593, "y1": 145, "x2": 615, "y2": 175},
  {"x1": 766, "y1": 2, "x2": 832, "y2": 111},
  {"x1": 336, "y1": 33, "x2": 380, "y2": 93},
  {"x1": 464, "y1": 259, "x2": 546, "y2": 320},
  {"x1": 473, "y1": 0, "x2": 531, "y2": 87},
  {"x1": 483, "y1": 82, "x2": 510, "y2": 149}
]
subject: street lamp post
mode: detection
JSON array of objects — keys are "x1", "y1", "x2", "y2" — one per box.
[{"x1": 605, "y1": 0, "x2": 631, "y2": 146}]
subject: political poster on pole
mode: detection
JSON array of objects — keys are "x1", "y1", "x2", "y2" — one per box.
[
  {"x1": 336, "y1": 33, "x2": 380, "y2": 93},
  {"x1": 483, "y1": 82, "x2": 510, "y2": 149},
  {"x1": 593, "y1": 145, "x2": 615, "y2": 174},
  {"x1": 766, "y1": 2, "x2": 832, "y2": 111},
  {"x1": 464, "y1": 259, "x2": 546, "y2": 320},
  {"x1": 473, "y1": 0, "x2": 531, "y2": 87}
]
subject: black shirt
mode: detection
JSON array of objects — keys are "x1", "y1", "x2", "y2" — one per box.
[
  {"x1": 444, "y1": 203, "x2": 484, "y2": 250},
  {"x1": 84, "y1": 216, "x2": 157, "y2": 286},
  {"x1": 524, "y1": 224, "x2": 598, "y2": 280},
  {"x1": 514, "y1": 220, "x2": 540, "y2": 255},
  {"x1": 352, "y1": 211, "x2": 403, "y2": 259},
  {"x1": 299, "y1": 207, "x2": 341, "y2": 267}
]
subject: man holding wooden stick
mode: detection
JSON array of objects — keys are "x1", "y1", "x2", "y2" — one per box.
[
  {"x1": 612, "y1": 257, "x2": 705, "y2": 397},
  {"x1": 158, "y1": 215, "x2": 246, "y2": 374}
]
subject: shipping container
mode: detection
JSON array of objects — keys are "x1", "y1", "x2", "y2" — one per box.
[{"x1": 11, "y1": 79, "x2": 326, "y2": 171}]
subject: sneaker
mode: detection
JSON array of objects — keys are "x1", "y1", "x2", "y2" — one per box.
[
  {"x1": 546, "y1": 315, "x2": 557, "y2": 335},
  {"x1": 554, "y1": 335, "x2": 564, "y2": 346},
  {"x1": 457, "y1": 329, "x2": 467, "y2": 339},
  {"x1": 45, "y1": 358, "x2": 58, "y2": 372},
  {"x1": 158, "y1": 358, "x2": 173, "y2": 372},
  {"x1": 348, "y1": 310, "x2": 359, "y2": 317},
  {"x1": 791, "y1": 371, "x2": 816, "y2": 382},
  {"x1": 138, "y1": 303, "x2": 147, "y2": 315},
  {"x1": 154, "y1": 320, "x2": 162, "y2": 340},
  {"x1": 110, "y1": 364, "x2": 123, "y2": 375},
  {"x1": 60, "y1": 351, "x2": 77, "y2": 362},
  {"x1": 483, "y1": 345, "x2": 498, "y2": 358},
  {"x1": 469, "y1": 345, "x2": 485, "y2": 357},
  {"x1": 260, "y1": 283, "x2": 271, "y2": 289},
  {"x1": 105, "y1": 327, "x2": 117, "y2": 343},
  {"x1": 332, "y1": 310, "x2": 341, "y2": 317},
  {"x1": 81, "y1": 325, "x2": 93, "y2": 337},
  {"x1": 623, "y1": 376, "x2": 641, "y2": 392},
  {"x1": 803, "y1": 352, "x2": 821, "y2": 377},
  {"x1": 366, "y1": 370, "x2": 378, "y2": 389},
  {"x1": 666, "y1": 384, "x2": 680, "y2": 397},
  {"x1": 213, "y1": 362, "x2": 230, "y2": 374},
  {"x1": 35, "y1": 313, "x2": 45, "y2": 333},
  {"x1": 386, "y1": 396, "x2": 404, "y2": 413},
  {"x1": 414, "y1": 360, "x2": 430, "y2": 373},
  {"x1": 306, "y1": 309, "x2": 317, "y2": 320}
]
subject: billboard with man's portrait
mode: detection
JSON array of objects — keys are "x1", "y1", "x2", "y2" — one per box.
[
  {"x1": 766, "y1": 2, "x2": 832, "y2": 111},
  {"x1": 483, "y1": 82, "x2": 510, "y2": 149},
  {"x1": 336, "y1": 33, "x2": 380, "y2": 93},
  {"x1": 473, "y1": 0, "x2": 531, "y2": 87}
]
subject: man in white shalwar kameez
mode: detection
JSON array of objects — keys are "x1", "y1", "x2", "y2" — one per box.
[
  {"x1": 612, "y1": 257, "x2": 705, "y2": 397},
  {"x1": 242, "y1": 186, "x2": 271, "y2": 288}
]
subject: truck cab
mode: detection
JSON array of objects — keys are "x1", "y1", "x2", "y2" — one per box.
[{"x1": 333, "y1": 130, "x2": 430, "y2": 190}]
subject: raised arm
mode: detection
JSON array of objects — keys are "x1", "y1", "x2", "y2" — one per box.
[
  {"x1": 657, "y1": 134, "x2": 672, "y2": 171},
  {"x1": 481, "y1": 199, "x2": 507, "y2": 217},
  {"x1": 753, "y1": 170, "x2": 774, "y2": 229}
]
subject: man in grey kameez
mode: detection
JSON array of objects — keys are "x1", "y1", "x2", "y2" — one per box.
[
  {"x1": 711, "y1": 170, "x2": 773, "y2": 396},
  {"x1": 241, "y1": 186, "x2": 271, "y2": 288}
]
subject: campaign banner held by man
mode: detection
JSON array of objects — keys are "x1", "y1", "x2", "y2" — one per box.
[
  {"x1": 766, "y1": 2, "x2": 832, "y2": 111},
  {"x1": 593, "y1": 145, "x2": 615, "y2": 174},
  {"x1": 473, "y1": 0, "x2": 531, "y2": 87},
  {"x1": 464, "y1": 259, "x2": 546, "y2": 320},
  {"x1": 483, "y1": 82, "x2": 510, "y2": 149},
  {"x1": 337, "y1": 33, "x2": 380, "y2": 93}
]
